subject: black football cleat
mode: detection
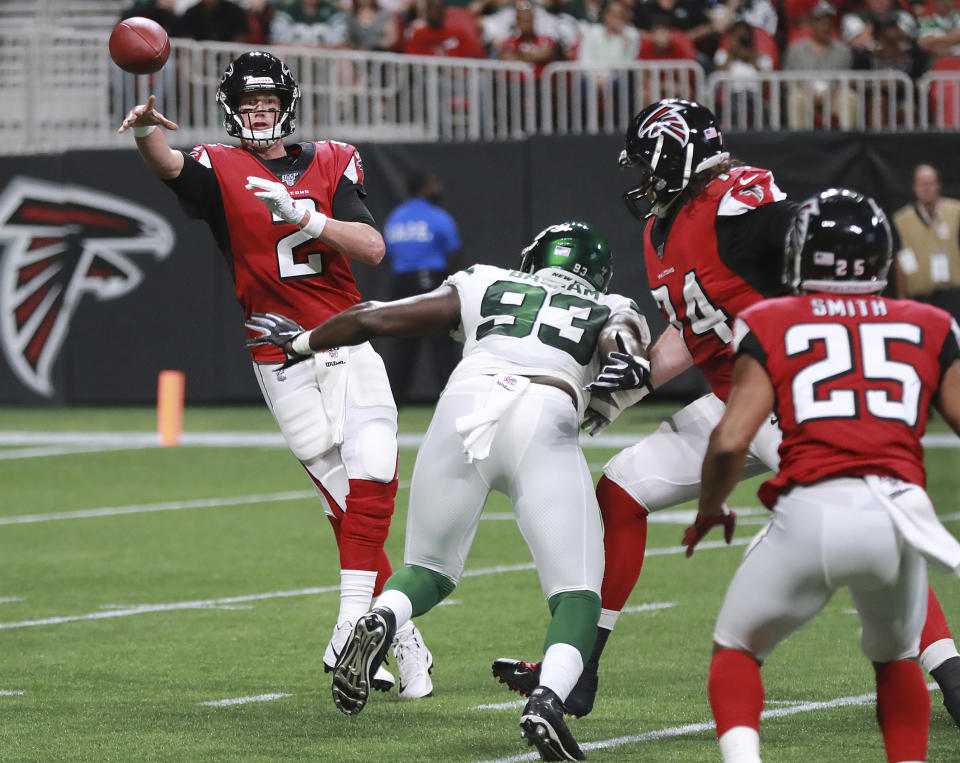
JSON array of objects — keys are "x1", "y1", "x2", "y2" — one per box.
[
  {"x1": 931, "y1": 655, "x2": 960, "y2": 730},
  {"x1": 493, "y1": 659, "x2": 597, "y2": 718},
  {"x1": 331, "y1": 607, "x2": 396, "y2": 715},
  {"x1": 520, "y1": 686, "x2": 586, "y2": 761}
]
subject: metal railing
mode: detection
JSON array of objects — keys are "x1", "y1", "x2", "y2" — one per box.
[
  {"x1": 1, "y1": 25, "x2": 958, "y2": 155},
  {"x1": 539, "y1": 60, "x2": 704, "y2": 135},
  {"x1": 705, "y1": 70, "x2": 916, "y2": 132},
  {"x1": 918, "y1": 70, "x2": 960, "y2": 130}
]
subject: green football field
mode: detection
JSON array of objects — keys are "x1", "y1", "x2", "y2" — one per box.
[{"x1": 1, "y1": 403, "x2": 958, "y2": 761}]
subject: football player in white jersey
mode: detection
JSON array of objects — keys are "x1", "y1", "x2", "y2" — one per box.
[{"x1": 246, "y1": 221, "x2": 650, "y2": 761}]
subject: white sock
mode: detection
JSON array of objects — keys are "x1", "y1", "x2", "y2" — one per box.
[
  {"x1": 598, "y1": 608, "x2": 620, "y2": 631},
  {"x1": 538, "y1": 643, "x2": 583, "y2": 702},
  {"x1": 920, "y1": 637, "x2": 960, "y2": 672},
  {"x1": 337, "y1": 569, "x2": 376, "y2": 625},
  {"x1": 718, "y1": 726, "x2": 761, "y2": 763},
  {"x1": 373, "y1": 589, "x2": 413, "y2": 630}
]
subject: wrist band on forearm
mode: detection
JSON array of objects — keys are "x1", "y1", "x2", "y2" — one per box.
[
  {"x1": 132, "y1": 125, "x2": 157, "y2": 137},
  {"x1": 291, "y1": 332, "x2": 314, "y2": 356},
  {"x1": 300, "y1": 211, "x2": 327, "y2": 239}
]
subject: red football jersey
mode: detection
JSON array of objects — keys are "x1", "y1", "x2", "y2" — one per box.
[
  {"x1": 643, "y1": 165, "x2": 786, "y2": 399},
  {"x1": 194, "y1": 141, "x2": 364, "y2": 362},
  {"x1": 735, "y1": 294, "x2": 960, "y2": 507}
]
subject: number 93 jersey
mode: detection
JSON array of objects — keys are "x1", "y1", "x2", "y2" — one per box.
[
  {"x1": 734, "y1": 293, "x2": 960, "y2": 507},
  {"x1": 444, "y1": 264, "x2": 644, "y2": 417}
]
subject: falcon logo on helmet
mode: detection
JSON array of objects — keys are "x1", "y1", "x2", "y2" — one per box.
[
  {"x1": 636, "y1": 102, "x2": 691, "y2": 145},
  {"x1": 0, "y1": 177, "x2": 174, "y2": 396}
]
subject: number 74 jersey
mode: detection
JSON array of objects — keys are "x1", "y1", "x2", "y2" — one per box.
[
  {"x1": 445, "y1": 264, "x2": 647, "y2": 417},
  {"x1": 734, "y1": 293, "x2": 960, "y2": 507}
]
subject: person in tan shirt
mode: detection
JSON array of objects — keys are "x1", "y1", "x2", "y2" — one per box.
[{"x1": 894, "y1": 163, "x2": 960, "y2": 322}]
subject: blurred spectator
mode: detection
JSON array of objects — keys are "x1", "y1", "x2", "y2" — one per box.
[
  {"x1": 577, "y1": 0, "x2": 640, "y2": 66},
  {"x1": 854, "y1": 14, "x2": 926, "y2": 76},
  {"x1": 842, "y1": 0, "x2": 917, "y2": 53},
  {"x1": 894, "y1": 163, "x2": 960, "y2": 321},
  {"x1": 482, "y1": 0, "x2": 579, "y2": 57},
  {"x1": 784, "y1": 0, "x2": 859, "y2": 128},
  {"x1": 347, "y1": 0, "x2": 399, "y2": 49},
  {"x1": 497, "y1": 2, "x2": 562, "y2": 78},
  {"x1": 120, "y1": 0, "x2": 180, "y2": 35},
  {"x1": 713, "y1": 0, "x2": 779, "y2": 38},
  {"x1": 558, "y1": 0, "x2": 605, "y2": 24},
  {"x1": 245, "y1": 0, "x2": 275, "y2": 43},
  {"x1": 180, "y1": 0, "x2": 250, "y2": 41},
  {"x1": 383, "y1": 170, "x2": 461, "y2": 404},
  {"x1": 713, "y1": 18, "x2": 774, "y2": 125},
  {"x1": 271, "y1": 0, "x2": 348, "y2": 46},
  {"x1": 403, "y1": 0, "x2": 486, "y2": 56},
  {"x1": 635, "y1": 0, "x2": 716, "y2": 63},
  {"x1": 637, "y1": 11, "x2": 698, "y2": 60},
  {"x1": 917, "y1": 0, "x2": 960, "y2": 60}
]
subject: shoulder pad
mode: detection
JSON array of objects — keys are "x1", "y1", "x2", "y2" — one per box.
[{"x1": 716, "y1": 167, "x2": 786, "y2": 217}]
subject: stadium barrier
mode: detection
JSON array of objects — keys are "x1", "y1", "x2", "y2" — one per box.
[{"x1": 4, "y1": 26, "x2": 958, "y2": 155}]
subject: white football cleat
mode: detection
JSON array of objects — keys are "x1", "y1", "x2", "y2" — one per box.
[
  {"x1": 393, "y1": 622, "x2": 434, "y2": 699},
  {"x1": 324, "y1": 619, "x2": 395, "y2": 692}
]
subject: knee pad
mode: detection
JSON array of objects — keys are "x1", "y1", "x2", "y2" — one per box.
[
  {"x1": 273, "y1": 386, "x2": 335, "y2": 462},
  {"x1": 351, "y1": 421, "x2": 399, "y2": 482}
]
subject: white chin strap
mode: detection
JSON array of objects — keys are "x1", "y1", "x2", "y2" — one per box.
[
  {"x1": 236, "y1": 112, "x2": 291, "y2": 147},
  {"x1": 800, "y1": 279, "x2": 887, "y2": 295}
]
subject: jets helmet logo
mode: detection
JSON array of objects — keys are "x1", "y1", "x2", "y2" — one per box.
[
  {"x1": 0, "y1": 177, "x2": 174, "y2": 396},
  {"x1": 636, "y1": 102, "x2": 690, "y2": 145}
]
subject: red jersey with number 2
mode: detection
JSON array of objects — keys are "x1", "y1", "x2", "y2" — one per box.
[
  {"x1": 643, "y1": 166, "x2": 786, "y2": 400},
  {"x1": 194, "y1": 141, "x2": 364, "y2": 362},
  {"x1": 734, "y1": 294, "x2": 960, "y2": 507}
]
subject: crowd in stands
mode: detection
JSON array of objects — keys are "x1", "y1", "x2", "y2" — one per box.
[{"x1": 121, "y1": 0, "x2": 960, "y2": 82}]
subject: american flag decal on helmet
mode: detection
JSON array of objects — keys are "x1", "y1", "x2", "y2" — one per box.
[
  {"x1": 636, "y1": 102, "x2": 690, "y2": 145},
  {"x1": 0, "y1": 177, "x2": 174, "y2": 397}
]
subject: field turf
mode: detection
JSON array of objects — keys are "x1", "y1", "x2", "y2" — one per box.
[{"x1": 1, "y1": 403, "x2": 957, "y2": 761}]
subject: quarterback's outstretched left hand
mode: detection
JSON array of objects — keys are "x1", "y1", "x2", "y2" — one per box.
[
  {"x1": 681, "y1": 507, "x2": 736, "y2": 558},
  {"x1": 586, "y1": 333, "x2": 651, "y2": 393}
]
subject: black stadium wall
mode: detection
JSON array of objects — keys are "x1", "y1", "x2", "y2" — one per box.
[{"x1": 0, "y1": 132, "x2": 956, "y2": 405}]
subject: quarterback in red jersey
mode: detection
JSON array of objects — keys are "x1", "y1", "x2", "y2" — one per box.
[
  {"x1": 493, "y1": 98, "x2": 960, "y2": 729},
  {"x1": 117, "y1": 51, "x2": 433, "y2": 698},
  {"x1": 690, "y1": 188, "x2": 960, "y2": 762}
]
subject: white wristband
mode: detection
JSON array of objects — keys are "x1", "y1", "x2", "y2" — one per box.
[
  {"x1": 290, "y1": 331, "x2": 314, "y2": 356},
  {"x1": 132, "y1": 125, "x2": 157, "y2": 137},
  {"x1": 300, "y1": 211, "x2": 328, "y2": 239}
]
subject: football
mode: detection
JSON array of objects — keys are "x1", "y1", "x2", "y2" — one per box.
[{"x1": 109, "y1": 17, "x2": 170, "y2": 75}]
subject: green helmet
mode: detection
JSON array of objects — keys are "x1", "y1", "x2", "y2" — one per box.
[{"x1": 519, "y1": 221, "x2": 613, "y2": 292}]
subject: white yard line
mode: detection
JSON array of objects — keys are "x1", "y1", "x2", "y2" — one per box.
[
  {"x1": 0, "y1": 597, "x2": 23, "y2": 604},
  {"x1": 198, "y1": 693, "x2": 292, "y2": 707},
  {"x1": 0, "y1": 545, "x2": 739, "y2": 631},
  {"x1": 470, "y1": 699, "x2": 527, "y2": 711},
  {"x1": 1, "y1": 430, "x2": 957, "y2": 454},
  {"x1": 471, "y1": 684, "x2": 941, "y2": 763},
  {"x1": 0, "y1": 690, "x2": 25, "y2": 696},
  {"x1": 621, "y1": 602, "x2": 677, "y2": 613}
]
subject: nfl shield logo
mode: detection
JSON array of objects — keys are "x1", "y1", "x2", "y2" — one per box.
[{"x1": 281, "y1": 172, "x2": 298, "y2": 187}]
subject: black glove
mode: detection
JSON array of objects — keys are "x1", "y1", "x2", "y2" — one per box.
[
  {"x1": 586, "y1": 333, "x2": 651, "y2": 393},
  {"x1": 245, "y1": 312, "x2": 312, "y2": 369}
]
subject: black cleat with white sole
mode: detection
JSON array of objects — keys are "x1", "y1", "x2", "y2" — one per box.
[
  {"x1": 493, "y1": 659, "x2": 597, "y2": 718},
  {"x1": 331, "y1": 607, "x2": 396, "y2": 715},
  {"x1": 520, "y1": 685, "x2": 586, "y2": 761}
]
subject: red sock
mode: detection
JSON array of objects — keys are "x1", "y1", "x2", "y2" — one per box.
[
  {"x1": 597, "y1": 475, "x2": 649, "y2": 612},
  {"x1": 920, "y1": 585, "x2": 952, "y2": 653},
  {"x1": 709, "y1": 649, "x2": 764, "y2": 739},
  {"x1": 340, "y1": 477, "x2": 397, "y2": 573},
  {"x1": 875, "y1": 660, "x2": 929, "y2": 762}
]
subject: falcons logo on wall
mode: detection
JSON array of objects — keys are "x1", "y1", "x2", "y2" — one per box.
[
  {"x1": 636, "y1": 102, "x2": 690, "y2": 145},
  {"x1": 0, "y1": 177, "x2": 174, "y2": 397}
]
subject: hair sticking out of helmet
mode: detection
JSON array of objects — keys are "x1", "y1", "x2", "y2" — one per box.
[
  {"x1": 519, "y1": 221, "x2": 613, "y2": 292},
  {"x1": 620, "y1": 98, "x2": 728, "y2": 219},
  {"x1": 216, "y1": 51, "x2": 301, "y2": 148},
  {"x1": 785, "y1": 188, "x2": 893, "y2": 295}
]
